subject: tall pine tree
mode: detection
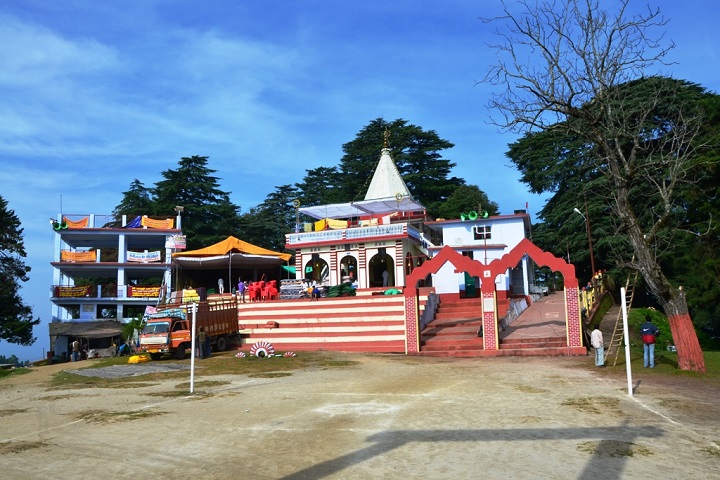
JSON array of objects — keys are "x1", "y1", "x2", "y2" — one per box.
[
  {"x1": 152, "y1": 156, "x2": 240, "y2": 249},
  {"x1": 0, "y1": 195, "x2": 40, "y2": 345}
]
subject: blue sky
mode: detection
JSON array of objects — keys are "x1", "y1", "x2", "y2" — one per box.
[{"x1": 2, "y1": 0, "x2": 718, "y2": 362}]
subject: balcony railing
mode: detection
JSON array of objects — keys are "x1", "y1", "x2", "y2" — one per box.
[
  {"x1": 52, "y1": 213, "x2": 180, "y2": 229},
  {"x1": 287, "y1": 223, "x2": 414, "y2": 245},
  {"x1": 58, "y1": 250, "x2": 170, "y2": 264},
  {"x1": 52, "y1": 285, "x2": 162, "y2": 299}
]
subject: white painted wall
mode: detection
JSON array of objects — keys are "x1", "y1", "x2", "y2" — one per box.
[{"x1": 431, "y1": 215, "x2": 529, "y2": 295}]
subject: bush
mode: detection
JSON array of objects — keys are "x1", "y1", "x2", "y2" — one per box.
[{"x1": 627, "y1": 308, "x2": 672, "y2": 347}]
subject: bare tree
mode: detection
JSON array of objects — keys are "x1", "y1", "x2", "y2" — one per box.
[{"x1": 484, "y1": 0, "x2": 706, "y2": 371}]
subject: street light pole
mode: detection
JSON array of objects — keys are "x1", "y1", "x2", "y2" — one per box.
[{"x1": 573, "y1": 203, "x2": 596, "y2": 275}]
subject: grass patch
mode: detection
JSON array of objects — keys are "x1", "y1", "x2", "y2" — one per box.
[
  {"x1": 75, "y1": 409, "x2": 164, "y2": 424},
  {"x1": 611, "y1": 348, "x2": 720, "y2": 383},
  {"x1": 175, "y1": 380, "x2": 230, "y2": 389},
  {"x1": 657, "y1": 398, "x2": 694, "y2": 412},
  {"x1": 0, "y1": 408, "x2": 28, "y2": 417},
  {"x1": 561, "y1": 396, "x2": 622, "y2": 415},
  {"x1": 589, "y1": 294, "x2": 614, "y2": 329},
  {"x1": 146, "y1": 390, "x2": 199, "y2": 398},
  {"x1": 0, "y1": 440, "x2": 48, "y2": 454},
  {"x1": 0, "y1": 368, "x2": 32, "y2": 381},
  {"x1": 701, "y1": 445, "x2": 720, "y2": 457},
  {"x1": 515, "y1": 385, "x2": 548, "y2": 394},
  {"x1": 48, "y1": 370, "x2": 172, "y2": 390},
  {"x1": 577, "y1": 440, "x2": 653, "y2": 457},
  {"x1": 47, "y1": 351, "x2": 358, "y2": 390},
  {"x1": 518, "y1": 415, "x2": 542, "y2": 424},
  {"x1": 248, "y1": 372, "x2": 293, "y2": 378},
  {"x1": 322, "y1": 360, "x2": 360, "y2": 368},
  {"x1": 41, "y1": 394, "x2": 75, "y2": 401}
]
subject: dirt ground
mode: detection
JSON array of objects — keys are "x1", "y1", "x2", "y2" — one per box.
[{"x1": 0, "y1": 353, "x2": 718, "y2": 480}]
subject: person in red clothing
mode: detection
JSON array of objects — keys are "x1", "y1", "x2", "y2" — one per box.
[{"x1": 640, "y1": 316, "x2": 660, "y2": 368}]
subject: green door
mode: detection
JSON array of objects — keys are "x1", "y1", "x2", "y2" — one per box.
[{"x1": 464, "y1": 272, "x2": 476, "y2": 297}]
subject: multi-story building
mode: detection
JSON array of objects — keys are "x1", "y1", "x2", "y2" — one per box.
[{"x1": 48, "y1": 212, "x2": 183, "y2": 358}]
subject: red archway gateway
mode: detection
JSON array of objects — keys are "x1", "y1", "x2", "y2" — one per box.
[
  {"x1": 404, "y1": 246, "x2": 486, "y2": 353},
  {"x1": 403, "y1": 239, "x2": 584, "y2": 355}
]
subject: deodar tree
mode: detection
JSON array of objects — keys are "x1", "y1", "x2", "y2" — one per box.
[
  {"x1": 484, "y1": 0, "x2": 706, "y2": 371},
  {"x1": 0, "y1": 195, "x2": 40, "y2": 346}
]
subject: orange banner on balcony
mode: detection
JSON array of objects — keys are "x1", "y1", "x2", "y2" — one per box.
[
  {"x1": 58, "y1": 285, "x2": 90, "y2": 297},
  {"x1": 130, "y1": 286, "x2": 161, "y2": 298},
  {"x1": 141, "y1": 217, "x2": 174, "y2": 229},
  {"x1": 61, "y1": 250, "x2": 96, "y2": 262},
  {"x1": 63, "y1": 216, "x2": 89, "y2": 228}
]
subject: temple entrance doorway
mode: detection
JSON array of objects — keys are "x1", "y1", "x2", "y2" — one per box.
[{"x1": 369, "y1": 252, "x2": 394, "y2": 287}]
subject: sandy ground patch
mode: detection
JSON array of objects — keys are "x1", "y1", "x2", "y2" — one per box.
[{"x1": 0, "y1": 354, "x2": 718, "y2": 479}]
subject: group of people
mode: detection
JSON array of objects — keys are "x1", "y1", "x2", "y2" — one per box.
[{"x1": 590, "y1": 315, "x2": 660, "y2": 368}]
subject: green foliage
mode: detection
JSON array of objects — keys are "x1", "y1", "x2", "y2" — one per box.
[
  {"x1": 153, "y1": 156, "x2": 241, "y2": 249},
  {"x1": 335, "y1": 118, "x2": 465, "y2": 218},
  {"x1": 113, "y1": 156, "x2": 242, "y2": 250},
  {"x1": 589, "y1": 294, "x2": 614, "y2": 330},
  {"x1": 435, "y1": 184, "x2": 499, "y2": 220},
  {"x1": 239, "y1": 184, "x2": 298, "y2": 253},
  {"x1": 122, "y1": 315, "x2": 146, "y2": 343},
  {"x1": 0, "y1": 354, "x2": 23, "y2": 366},
  {"x1": 0, "y1": 195, "x2": 40, "y2": 346},
  {"x1": 294, "y1": 167, "x2": 343, "y2": 207},
  {"x1": 111, "y1": 179, "x2": 155, "y2": 221},
  {"x1": 108, "y1": 122, "x2": 503, "y2": 262},
  {"x1": 627, "y1": 308, "x2": 672, "y2": 348},
  {"x1": 509, "y1": 78, "x2": 720, "y2": 327}
]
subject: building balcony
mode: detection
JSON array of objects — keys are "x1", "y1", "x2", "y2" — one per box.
[
  {"x1": 287, "y1": 223, "x2": 427, "y2": 247},
  {"x1": 51, "y1": 284, "x2": 162, "y2": 302}
]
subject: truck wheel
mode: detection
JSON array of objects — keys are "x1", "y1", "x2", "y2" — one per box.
[
  {"x1": 216, "y1": 336, "x2": 227, "y2": 352},
  {"x1": 149, "y1": 353, "x2": 162, "y2": 361},
  {"x1": 174, "y1": 345, "x2": 186, "y2": 360}
]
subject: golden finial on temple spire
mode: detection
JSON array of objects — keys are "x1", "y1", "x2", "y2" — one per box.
[{"x1": 383, "y1": 128, "x2": 390, "y2": 148}]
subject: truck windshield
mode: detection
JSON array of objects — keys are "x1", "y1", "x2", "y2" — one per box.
[{"x1": 142, "y1": 322, "x2": 169, "y2": 334}]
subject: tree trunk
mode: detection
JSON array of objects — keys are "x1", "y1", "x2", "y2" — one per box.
[
  {"x1": 629, "y1": 232, "x2": 706, "y2": 372},
  {"x1": 660, "y1": 290, "x2": 706, "y2": 373},
  {"x1": 617, "y1": 182, "x2": 706, "y2": 373}
]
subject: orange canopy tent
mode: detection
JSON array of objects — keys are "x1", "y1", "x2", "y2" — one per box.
[{"x1": 172, "y1": 236, "x2": 291, "y2": 269}]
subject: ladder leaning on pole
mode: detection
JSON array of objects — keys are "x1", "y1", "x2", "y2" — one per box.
[{"x1": 610, "y1": 267, "x2": 640, "y2": 366}]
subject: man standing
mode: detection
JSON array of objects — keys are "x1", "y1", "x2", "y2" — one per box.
[
  {"x1": 590, "y1": 327, "x2": 605, "y2": 367},
  {"x1": 640, "y1": 316, "x2": 660, "y2": 368},
  {"x1": 218, "y1": 277, "x2": 225, "y2": 295},
  {"x1": 71, "y1": 339, "x2": 80, "y2": 362},
  {"x1": 237, "y1": 278, "x2": 246, "y2": 303},
  {"x1": 197, "y1": 327, "x2": 207, "y2": 359}
]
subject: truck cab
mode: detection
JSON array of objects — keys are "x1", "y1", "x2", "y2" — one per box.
[{"x1": 140, "y1": 315, "x2": 192, "y2": 360}]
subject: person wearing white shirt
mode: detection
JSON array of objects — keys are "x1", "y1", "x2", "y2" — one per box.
[{"x1": 590, "y1": 327, "x2": 605, "y2": 367}]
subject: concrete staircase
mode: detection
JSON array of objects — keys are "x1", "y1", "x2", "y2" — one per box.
[
  {"x1": 419, "y1": 298, "x2": 484, "y2": 357},
  {"x1": 418, "y1": 296, "x2": 573, "y2": 357}
]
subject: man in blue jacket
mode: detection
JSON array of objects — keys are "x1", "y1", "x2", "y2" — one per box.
[{"x1": 640, "y1": 316, "x2": 660, "y2": 368}]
